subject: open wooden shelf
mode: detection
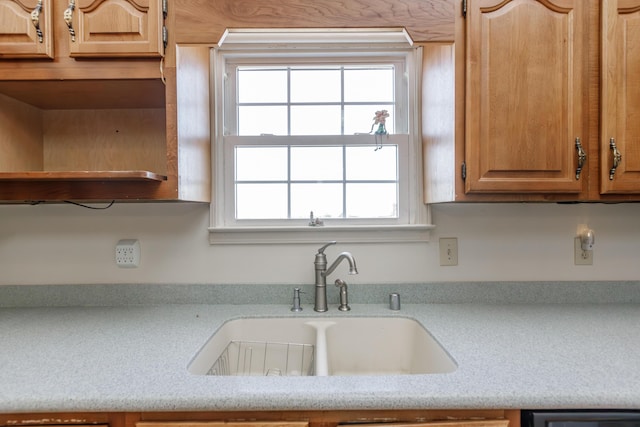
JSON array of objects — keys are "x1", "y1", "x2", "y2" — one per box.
[{"x1": 0, "y1": 171, "x2": 168, "y2": 182}]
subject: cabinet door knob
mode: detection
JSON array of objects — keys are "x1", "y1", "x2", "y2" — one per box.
[
  {"x1": 575, "y1": 137, "x2": 586, "y2": 180},
  {"x1": 609, "y1": 137, "x2": 622, "y2": 180},
  {"x1": 64, "y1": 0, "x2": 76, "y2": 42},
  {"x1": 30, "y1": 0, "x2": 44, "y2": 43}
]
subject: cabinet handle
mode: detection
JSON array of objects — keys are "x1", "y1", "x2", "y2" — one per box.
[
  {"x1": 64, "y1": 0, "x2": 76, "y2": 42},
  {"x1": 30, "y1": 0, "x2": 44, "y2": 43},
  {"x1": 575, "y1": 137, "x2": 586, "y2": 180},
  {"x1": 609, "y1": 137, "x2": 622, "y2": 180}
]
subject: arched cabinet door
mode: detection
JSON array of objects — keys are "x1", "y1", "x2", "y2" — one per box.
[
  {"x1": 0, "y1": 0, "x2": 54, "y2": 58},
  {"x1": 68, "y1": 0, "x2": 164, "y2": 57},
  {"x1": 601, "y1": 0, "x2": 640, "y2": 194},
  {"x1": 464, "y1": 0, "x2": 587, "y2": 194}
]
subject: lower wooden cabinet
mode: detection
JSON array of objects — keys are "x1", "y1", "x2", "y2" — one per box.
[
  {"x1": 130, "y1": 410, "x2": 518, "y2": 427},
  {"x1": 0, "y1": 409, "x2": 518, "y2": 427}
]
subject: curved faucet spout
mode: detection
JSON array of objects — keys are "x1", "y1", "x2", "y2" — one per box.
[
  {"x1": 313, "y1": 243, "x2": 358, "y2": 312},
  {"x1": 323, "y1": 252, "x2": 358, "y2": 278}
]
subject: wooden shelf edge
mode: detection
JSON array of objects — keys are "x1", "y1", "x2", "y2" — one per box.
[{"x1": 0, "y1": 171, "x2": 168, "y2": 182}]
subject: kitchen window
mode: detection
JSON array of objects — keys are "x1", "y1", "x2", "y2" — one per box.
[{"x1": 209, "y1": 29, "x2": 433, "y2": 244}]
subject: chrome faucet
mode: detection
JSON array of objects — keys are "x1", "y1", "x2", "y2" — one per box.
[{"x1": 313, "y1": 241, "x2": 358, "y2": 312}]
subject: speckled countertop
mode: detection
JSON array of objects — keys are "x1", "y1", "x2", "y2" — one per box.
[{"x1": 1, "y1": 283, "x2": 640, "y2": 413}]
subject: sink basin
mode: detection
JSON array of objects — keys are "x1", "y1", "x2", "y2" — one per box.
[
  {"x1": 323, "y1": 317, "x2": 457, "y2": 375},
  {"x1": 188, "y1": 317, "x2": 457, "y2": 376}
]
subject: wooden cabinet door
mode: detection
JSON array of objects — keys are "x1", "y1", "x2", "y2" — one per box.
[
  {"x1": 464, "y1": 0, "x2": 587, "y2": 193},
  {"x1": 68, "y1": 0, "x2": 164, "y2": 57},
  {"x1": 0, "y1": 0, "x2": 53, "y2": 58},
  {"x1": 601, "y1": 0, "x2": 640, "y2": 193}
]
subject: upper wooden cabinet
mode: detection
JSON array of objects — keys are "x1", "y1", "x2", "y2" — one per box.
[
  {"x1": 70, "y1": 0, "x2": 165, "y2": 58},
  {"x1": 0, "y1": 0, "x2": 54, "y2": 58},
  {"x1": 0, "y1": 1, "x2": 212, "y2": 203},
  {"x1": 0, "y1": 0, "x2": 165, "y2": 60},
  {"x1": 423, "y1": 0, "x2": 640, "y2": 202},
  {"x1": 464, "y1": 0, "x2": 587, "y2": 194},
  {"x1": 600, "y1": 0, "x2": 640, "y2": 194}
]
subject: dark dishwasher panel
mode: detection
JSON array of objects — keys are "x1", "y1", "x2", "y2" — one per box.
[{"x1": 522, "y1": 411, "x2": 640, "y2": 427}]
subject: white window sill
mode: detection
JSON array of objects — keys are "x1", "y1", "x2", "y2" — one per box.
[{"x1": 208, "y1": 224, "x2": 434, "y2": 245}]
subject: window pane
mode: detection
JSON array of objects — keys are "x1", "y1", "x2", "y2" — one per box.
[
  {"x1": 236, "y1": 183, "x2": 288, "y2": 219},
  {"x1": 238, "y1": 69, "x2": 287, "y2": 103},
  {"x1": 290, "y1": 105, "x2": 341, "y2": 135},
  {"x1": 290, "y1": 146, "x2": 343, "y2": 180},
  {"x1": 291, "y1": 183, "x2": 343, "y2": 218},
  {"x1": 290, "y1": 69, "x2": 341, "y2": 102},
  {"x1": 346, "y1": 145, "x2": 397, "y2": 180},
  {"x1": 346, "y1": 183, "x2": 397, "y2": 218},
  {"x1": 238, "y1": 106, "x2": 288, "y2": 135},
  {"x1": 236, "y1": 147, "x2": 288, "y2": 181},
  {"x1": 344, "y1": 68, "x2": 394, "y2": 103},
  {"x1": 344, "y1": 105, "x2": 395, "y2": 135}
]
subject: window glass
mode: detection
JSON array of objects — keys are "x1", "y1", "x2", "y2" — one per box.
[
  {"x1": 290, "y1": 69, "x2": 341, "y2": 102},
  {"x1": 233, "y1": 144, "x2": 400, "y2": 220},
  {"x1": 238, "y1": 106, "x2": 288, "y2": 135},
  {"x1": 238, "y1": 70, "x2": 288, "y2": 103},
  {"x1": 236, "y1": 183, "x2": 288, "y2": 219},
  {"x1": 343, "y1": 68, "x2": 394, "y2": 102},
  {"x1": 235, "y1": 146, "x2": 288, "y2": 180},
  {"x1": 290, "y1": 183, "x2": 344, "y2": 218},
  {"x1": 290, "y1": 146, "x2": 343, "y2": 181}
]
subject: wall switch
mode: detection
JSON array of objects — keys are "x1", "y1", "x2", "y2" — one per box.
[
  {"x1": 574, "y1": 237, "x2": 593, "y2": 265},
  {"x1": 439, "y1": 237, "x2": 458, "y2": 266},
  {"x1": 115, "y1": 239, "x2": 140, "y2": 268}
]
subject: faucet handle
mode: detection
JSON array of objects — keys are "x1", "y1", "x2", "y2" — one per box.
[
  {"x1": 317, "y1": 241, "x2": 337, "y2": 254},
  {"x1": 291, "y1": 287, "x2": 303, "y2": 312}
]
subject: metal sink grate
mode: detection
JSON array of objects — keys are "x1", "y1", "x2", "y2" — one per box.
[{"x1": 207, "y1": 340, "x2": 314, "y2": 376}]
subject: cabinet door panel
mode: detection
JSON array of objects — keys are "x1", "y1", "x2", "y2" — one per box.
[
  {"x1": 69, "y1": 0, "x2": 163, "y2": 57},
  {"x1": 465, "y1": 0, "x2": 586, "y2": 193},
  {"x1": 601, "y1": 0, "x2": 640, "y2": 193},
  {"x1": 0, "y1": 0, "x2": 53, "y2": 58}
]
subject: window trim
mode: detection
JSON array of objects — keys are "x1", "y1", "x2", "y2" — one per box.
[{"x1": 208, "y1": 29, "x2": 433, "y2": 244}]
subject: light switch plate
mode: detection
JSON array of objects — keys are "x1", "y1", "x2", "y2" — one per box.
[{"x1": 439, "y1": 237, "x2": 458, "y2": 266}]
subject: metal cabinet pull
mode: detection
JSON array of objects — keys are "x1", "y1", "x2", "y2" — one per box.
[
  {"x1": 64, "y1": 0, "x2": 76, "y2": 42},
  {"x1": 609, "y1": 137, "x2": 622, "y2": 180},
  {"x1": 30, "y1": 0, "x2": 44, "y2": 43},
  {"x1": 575, "y1": 137, "x2": 586, "y2": 180}
]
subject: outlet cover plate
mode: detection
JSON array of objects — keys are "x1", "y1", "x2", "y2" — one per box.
[
  {"x1": 115, "y1": 239, "x2": 140, "y2": 268},
  {"x1": 574, "y1": 237, "x2": 593, "y2": 265}
]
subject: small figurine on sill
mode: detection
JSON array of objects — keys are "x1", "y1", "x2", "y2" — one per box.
[{"x1": 370, "y1": 109, "x2": 389, "y2": 150}]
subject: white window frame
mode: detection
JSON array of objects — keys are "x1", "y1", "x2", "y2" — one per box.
[{"x1": 208, "y1": 29, "x2": 433, "y2": 244}]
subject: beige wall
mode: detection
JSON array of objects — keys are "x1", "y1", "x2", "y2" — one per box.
[{"x1": 0, "y1": 202, "x2": 639, "y2": 286}]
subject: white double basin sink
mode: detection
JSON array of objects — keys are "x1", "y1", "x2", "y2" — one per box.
[{"x1": 188, "y1": 316, "x2": 457, "y2": 376}]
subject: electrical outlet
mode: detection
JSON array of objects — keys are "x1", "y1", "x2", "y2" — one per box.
[
  {"x1": 439, "y1": 237, "x2": 458, "y2": 266},
  {"x1": 574, "y1": 237, "x2": 593, "y2": 265},
  {"x1": 115, "y1": 239, "x2": 140, "y2": 268}
]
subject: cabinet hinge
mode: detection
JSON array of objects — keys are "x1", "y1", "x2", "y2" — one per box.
[
  {"x1": 461, "y1": 162, "x2": 467, "y2": 180},
  {"x1": 462, "y1": 0, "x2": 467, "y2": 18},
  {"x1": 163, "y1": 25, "x2": 168, "y2": 50},
  {"x1": 162, "y1": 0, "x2": 168, "y2": 51}
]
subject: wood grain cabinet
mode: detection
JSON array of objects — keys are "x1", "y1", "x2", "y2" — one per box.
[
  {"x1": 0, "y1": 1, "x2": 211, "y2": 203},
  {"x1": 424, "y1": 0, "x2": 640, "y2": 202},
  {"x1": 132, "y1": 412, "x2": 516, "y2": 427},
  {"x1": 69, "y1": 0, "x2": 165, "y2": 58},
  {"x1": 600, "y1": 0, "x2": 640, "y2": 194},
  {"x1": 0, "y1": 0, "x2": 165, "y2": 59},
  {"x1": 464, "y1": 0, "x2": 587, "y2": 195},
  {"x1": 0, "y1": 0, "x2": 54, "y2": 58}
]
